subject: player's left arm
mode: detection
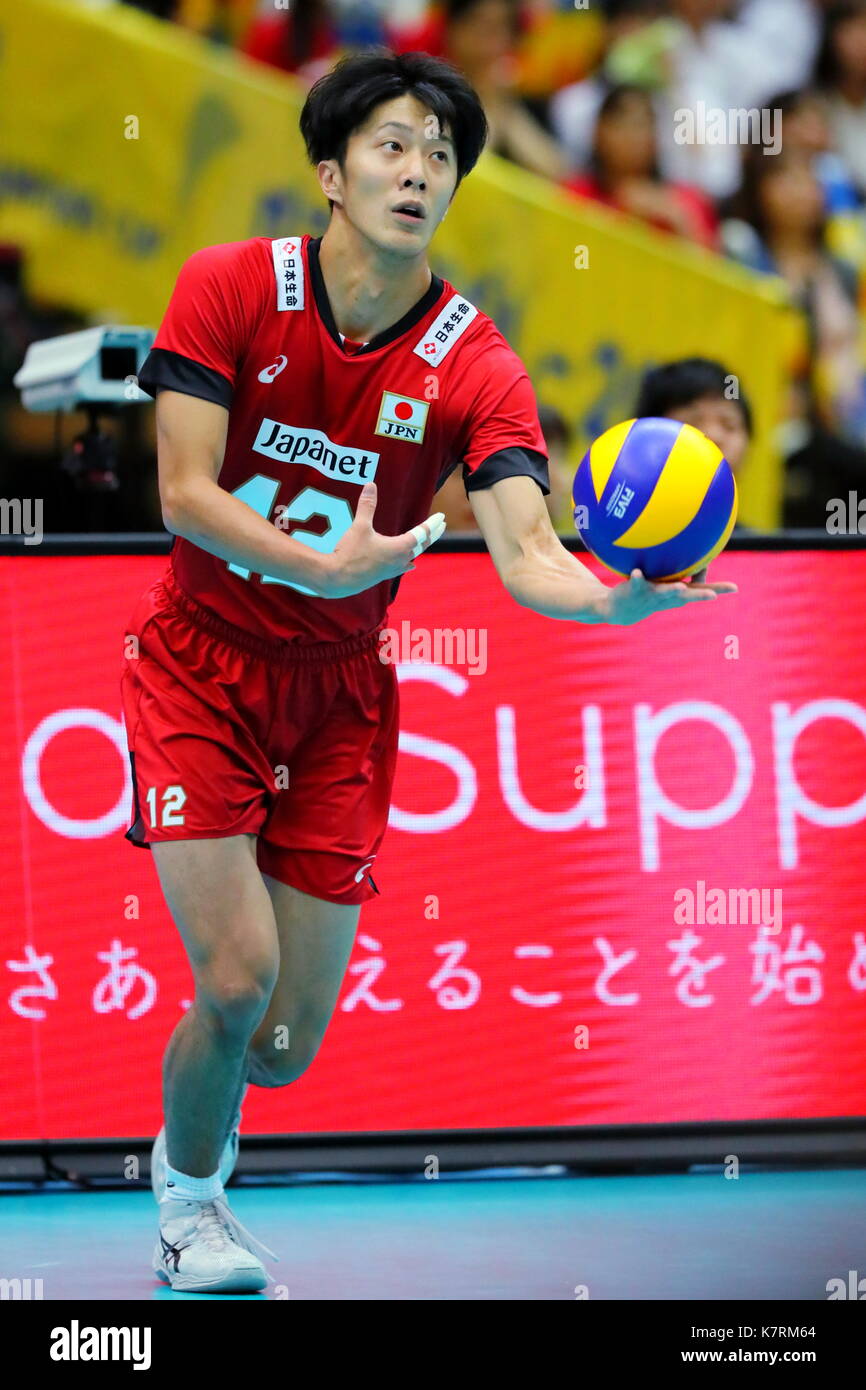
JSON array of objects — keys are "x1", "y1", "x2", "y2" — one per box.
[{"x1": 468, "y1": 472, "x2": 737, "y2": 627}]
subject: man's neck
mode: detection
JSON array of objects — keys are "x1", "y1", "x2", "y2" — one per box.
[{"x1": 318, "y1": 212, "x2": 432, "y2": 343}]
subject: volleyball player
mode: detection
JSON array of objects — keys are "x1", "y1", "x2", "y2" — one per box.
[{"x1": 121, "y1": 50, "x2": 737, "y2": 1293}]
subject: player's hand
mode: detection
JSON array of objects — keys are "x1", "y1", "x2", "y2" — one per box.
[
  {"x1": 605, "y1": 568, "x2": 738, "y2": 626},
  {"x1": 321, "y1": 481, "x2": 446, "y2": 599}
]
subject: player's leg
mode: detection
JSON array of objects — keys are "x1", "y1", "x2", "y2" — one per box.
[
  {"x1": 244, "y1": 878, "x2": 360, "y2": 1088},
  {"x1": 241, "y1": 632, "x2": 398, "y2": 1089},
  {"x1": 152, "y1": 832, "x2": 280, "y2": 1178}
]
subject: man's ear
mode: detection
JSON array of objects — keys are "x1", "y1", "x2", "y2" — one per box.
[{"x1": 317, "y1": 159, "x2": 344, "y2": 208}]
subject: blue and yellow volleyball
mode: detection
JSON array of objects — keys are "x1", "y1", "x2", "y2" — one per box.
[{"x1": 572, "y1": 417, "x2": 738, "y2": 580}]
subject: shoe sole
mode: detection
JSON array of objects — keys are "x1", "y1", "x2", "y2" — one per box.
[{"x1": 152, "y1": 1246, "x2": 266, "y2": 1294}]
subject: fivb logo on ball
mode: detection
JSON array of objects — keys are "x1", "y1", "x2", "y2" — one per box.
[
  {"x1": 605, "y1": 480, "x2": 636, "y2": 521},
  {"x1": 375, "y1": 391, "x2": 429, "y2": 444}
]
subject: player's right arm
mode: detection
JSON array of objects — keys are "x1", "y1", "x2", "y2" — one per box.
[{"x1": 157, "y1": 390, "x2": 443, "y2": 598}]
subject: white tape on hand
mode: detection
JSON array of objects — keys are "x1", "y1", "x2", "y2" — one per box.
[{"x1": 411, "y1": 513, "x2": 446, "y2": 558}]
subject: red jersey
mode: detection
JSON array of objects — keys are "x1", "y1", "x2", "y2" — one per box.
[{"x1": 138, "y1": 234, "x2": 549, "y2": 644}]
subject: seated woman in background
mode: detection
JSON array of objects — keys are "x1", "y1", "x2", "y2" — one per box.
[
  {"x1": 764, "y1": 87, "x2": 866, "y2": 282},
  {"x1": 722, "y1": 146, "x2": 866, "y2": 445},
  {"x1": 815, "y1": 0, "x2": 866, "y2": 202},
  {"x1": 722, "y1": 146, "x2": 866, "y2": 523},
  {"x1": 561, "y1": 83, "x2": 719, "y2": 250}
]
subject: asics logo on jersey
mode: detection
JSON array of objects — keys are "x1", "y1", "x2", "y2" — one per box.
[
  {"x1": 253, "y1": 419, "x2": 379, "y2": 482},
  {"x1": 258, "y1": 355, "x2": 288, "y2": 383}
]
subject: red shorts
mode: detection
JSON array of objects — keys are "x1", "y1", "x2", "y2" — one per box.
[{"x1": 119, "y1": 569, "x2": 399, "y2": 905}]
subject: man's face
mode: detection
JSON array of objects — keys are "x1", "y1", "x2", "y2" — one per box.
[
  {"x1": 321, "y1": 93, "x2": 458, "y2": 256},
  {"x1": 667, "y1": 394, "x2": 749, "y2": 472}
]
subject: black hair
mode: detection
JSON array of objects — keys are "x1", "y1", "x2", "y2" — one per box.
[
  {"x1": 589, "y1": 83, "x2": 660, "y2": 185},
  {"x1": 764, "y1": 87, "x2": 821, "y2": 120},
  {"x1": 815, "y1": 1, "x2": 866, "y2": 90},
  {"x1": 443, "y1": 0, "x2": 521, "y2": 31},
  {"x1": 723, "y1": 144, "x2": 826, "y2": 249},
  {"x1": 634, "y1": 358, "x2": 753, "y2": 436},
  {"x1": 300, "y1": 49, "x2": 488, "y2": 208}
]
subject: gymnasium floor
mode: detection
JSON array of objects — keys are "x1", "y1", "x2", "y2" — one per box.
[{"x1": 2, "y1": 1166, "x2": 863, "y2": 1299}]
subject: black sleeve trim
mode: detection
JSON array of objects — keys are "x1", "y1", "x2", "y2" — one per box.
[
  {"x1": 434, "y1": 458, "x2": 462, "y2": 491},
  {"x1": 464, "y1": 446, "x2": 550, "y2": 496},
  {"x1": 137, "y1": 347, "x2": 233, "y2": 409}
]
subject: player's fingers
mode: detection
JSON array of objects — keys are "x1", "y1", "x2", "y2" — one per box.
[
  {"x1": 408, "y1": 512, "x2": 446, "y2": 558},
  {"x1": 377, "y1": 514, "x2": 446, "y2": 580},
  {"x1": 671, "y1": 587, "x2": 717, "y2": 601},
  {"x1": 353, "y1": 481, "x2": 377, "y2": 527},
  {"x1": 679, "y1": 581, "x2": 738, "y2": 598}
]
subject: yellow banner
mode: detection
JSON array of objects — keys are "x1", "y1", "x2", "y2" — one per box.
[{"x1": 0, "y1": 0, "x2": 801, "y2": 526}]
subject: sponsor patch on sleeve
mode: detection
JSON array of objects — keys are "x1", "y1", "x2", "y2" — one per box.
[
  {"x1": 271, "y1": 236, "x2": 305, "y2": 312},
  {"x1": 412, "y1": 294, "x2": 478, "y2": 367}
]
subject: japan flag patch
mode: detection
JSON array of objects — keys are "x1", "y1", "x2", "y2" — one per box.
[{"x1": 374, "y1": 391, "x2": 430, "y2": 444}]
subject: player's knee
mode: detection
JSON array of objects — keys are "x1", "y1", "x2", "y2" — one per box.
[
  {"x1": 246, "y1": 1032, "x2": 321, "y2": 1088},
  {"x1": 197, "y1": 965, "x2": 277, "y2": 1038}
]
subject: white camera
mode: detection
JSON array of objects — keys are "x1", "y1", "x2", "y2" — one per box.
[{"x1": 14, "y1": 326, "x2": 155, "y2": 412}]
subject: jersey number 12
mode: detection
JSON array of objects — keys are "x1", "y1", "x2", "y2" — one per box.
[{"x1": 226, "y1": 474, "x2": 353, "y2": 596}]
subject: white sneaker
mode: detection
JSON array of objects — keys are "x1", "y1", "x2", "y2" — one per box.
[
  {"x1": 153, "y1": 1194, "x2": 277, "y2": 1293},
  {"x1": 150, "y1": 1107, "x2": 241, "y2": 1203}
]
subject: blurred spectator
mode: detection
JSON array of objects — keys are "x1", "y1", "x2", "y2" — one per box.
[
  {"x1": 770, "y1": 86, "x2": 866, "y2": 281},
  {"x1": 562, "y1": 83, "x2": 718, "y2": 248},
  {"x1": 773, "y1": 86, "x2": 861, "y2": 212},
  {"x1": 723, "y1": 146, "x2": 866, "y2": 522},
  {"x1": 240, "y1": 0, "x2": 344, "y2": 82},
  {"x1": 390, "y1": 0, "x2": 569, "y2": 179},
  {"x1": 634, "y1": 356, "x2": 752, "y2": 472},
  {"x1": 550, "y1": 0, "x2": 662, "y2": 172},
  {"x1": 723, "y1": 148, "x2": 865, "y2": 431},
  {"x1": 815, "y1": 0, "x2": 866, "y2": 199},
  {"x1": 633, "y1": 355, "x2": 753, "y2": 532},
  {"x1": 554, "y1": 0, "x2": 820, "y2": 201}
]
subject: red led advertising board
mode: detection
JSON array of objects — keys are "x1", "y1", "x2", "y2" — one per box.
[{"x1": 1, "y1": 549, "x2": 865, "y2": 1140}]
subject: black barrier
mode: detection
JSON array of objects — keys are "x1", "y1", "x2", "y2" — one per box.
[{"x1": 1, "y1": 529, "x2": 866, "y2": 556}]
